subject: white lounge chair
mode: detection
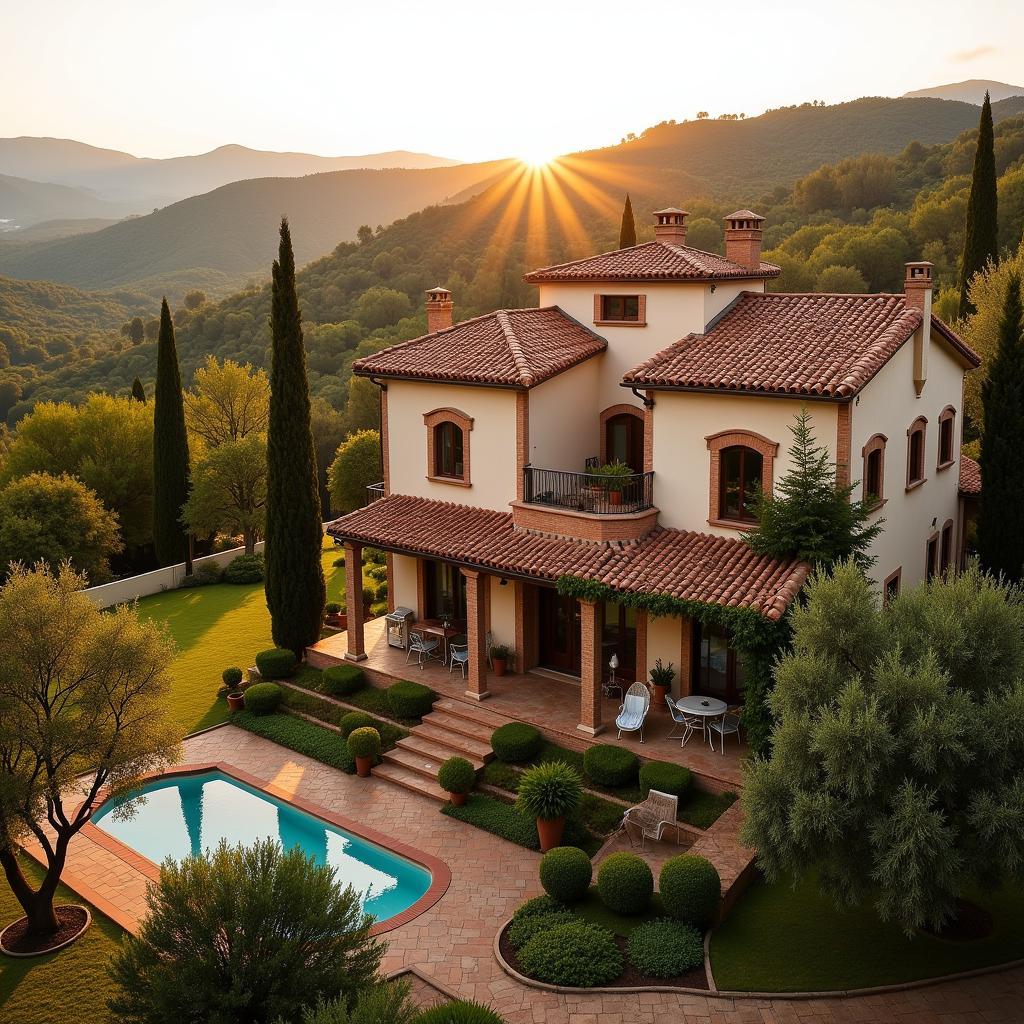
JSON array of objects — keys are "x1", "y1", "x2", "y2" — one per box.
[
  {"x1": 708, "y1": 705, "x2": 743, "y2": 753},
  {"x1": 666, "y1": 694, "x2": 701, "y2": 747},
  {"x1": 615, "y1": 681, "x2": 651, "y2": 742},
  {"x1": 406, "y1": 630, "x2": 440, "y2": 669},
  {"x1": 618, "y1": 789, "x2": 680, "y2": 849}
]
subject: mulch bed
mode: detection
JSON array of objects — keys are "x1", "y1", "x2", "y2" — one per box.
[
  {"x1": 498, "y1": 923, "x2": 708, "y2": 991},
  {"x1": 0, "y1": 905, "x2": 90, "y2": 955},
  {"x1": 924, "y1": 899, "x2": 994, "y2": 942}
]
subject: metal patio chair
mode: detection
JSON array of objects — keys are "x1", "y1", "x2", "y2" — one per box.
[
  {"x1": 449, "y1": 642, "x2": 470, "y2": 679},
  {"x1": 666, "y1": 694, "x2": 702, "y2": 747},
  {"x1": 406, "y1": 629, "x2": 440, "y2": 669},
  {"x1": 615, "y1": 681, "x2": 651, "y2": 742},
  {"x1": 707, "y1": 705, "x2": 743, "y2": 753}
]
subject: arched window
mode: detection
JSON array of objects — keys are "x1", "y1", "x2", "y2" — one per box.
[
  {"x1": 906, "y1": 416, "x2": 927, "y2": 489},
  {"x1": 862, "y1": 434, "x2": 887, "y2": 508},
  {"x1": 434, "y1": 422, "x2": 463, "y2": 478},
  {"x1": 706, "y1": 430, "x2": 778, "y2": 527},
  {"x1": 938, "y1": 407, "x2": 956, "y2": 470},
  {"x1": 424, "y1": 407, "x2": 473, "y2": 486}
]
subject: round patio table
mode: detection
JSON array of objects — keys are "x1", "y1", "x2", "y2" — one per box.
[{"x1": 674, "y1": 695, "x2": 728, "y2": 749}]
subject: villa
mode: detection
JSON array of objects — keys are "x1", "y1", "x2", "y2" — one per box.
[{"x1": 323, "y1": 208, "x2": 980, "y2": 748}]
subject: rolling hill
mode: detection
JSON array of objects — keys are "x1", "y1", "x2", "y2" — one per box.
[
  {"x1": 904, "y1": 80, "x2": 1024, "y2": 104},
  {"x1": 0, "y1": 173, "x2": 136, "y2": 229}
]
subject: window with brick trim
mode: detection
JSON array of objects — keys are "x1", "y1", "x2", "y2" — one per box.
[
  {"x1": 883, "y1": 568, "x2": 901, "y2": 605},
  {"x1": 938, "y1": 407, "x2": 956, "y2": 469},
  {"x1": 907, "y1": 417, "x2": 927, "y2": 489},
  {"x1": 706, "y1": 430, "x2": 778, "y2": 527},
  {"x1": 434, "y1": 422, "x2": 463, "y2": 478},
  {"x1": 423, "y1": 407, "x2": 473, "y2": 486},
  {"x1": 926, "y1": 532, "x2": 939, "y2": 581},
  {"x1": 940, "y1": 519, "x2": 954, "y2": 573},
  {"x1": 594, "y1": 293, "x2": 646, "y2": 326},
  {"x1": 862, "y1": 433, "x2": 887, "y2": 507}
]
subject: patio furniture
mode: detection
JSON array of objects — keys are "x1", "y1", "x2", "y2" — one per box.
[
  {"x1": 615, "y1": 681, "x2": 651, "y2": 742},
  {"x1": 485, "y1": 631, "x2": 493, "y2": 669},
  {"x1": 708, "y1": 704, "x2": 743, "y2": 753},
  {"x1": 406, "y1": 629, "x2": 441, "y2": 669},
  {"x1": 666, "y1": 694, "x2": 702, "y2": 746},
  {"x1": 617, "y1": 789, "x2": 680, "y2": 849},
  {"x1": 673, "y1": 694, "x2": 727, "y2": 747},
  {"x1": 420, "y1": 622, "x2": 460, "y2": 665},
  {"x1": 449, "y1": 643, "x2": 469, "y2": 678}
]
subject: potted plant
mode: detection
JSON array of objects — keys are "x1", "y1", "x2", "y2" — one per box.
[
  {"x1": 347, "y1": 726, "x2": 381, "y2": 778},
  {"x1": 594, "y1": 460, "x2": 632, "y2": 506},
  {"x1": 226, "y1": 688, "x2": 245, "y2": 712},
  {"x1": 490, "y1": 643, "x2": 513, "y2": 677},
  {"x1": 516, "y1": 761, "x2": 582, "y2": 852},
  {"x1": 324, "y1": 602, "x2": 345, "y2": 628},
  {"x1": 649, "y1": 658, "x2": 675, "y2": 713},
  {"x1": 222, "y1": 667, "x2": 245, "y2": 711},
  {"x1": 437, "y1": 756, "x2": 476, "y2": 806}
]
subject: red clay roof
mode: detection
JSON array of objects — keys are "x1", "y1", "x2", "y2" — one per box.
[
  {"x1": 959, "y1": 455, "x2": 981, "y2": 495},
  {"x1": 353, "y1": 307, "x2": 605, "y2": 388},
  {"x1": 327, "y1": 494, "x2": 808, "y2": 620},
  {"x1": 523, "y1": 240, "x2": 781, "y2": 284},
  {"x1": 624, "y1": 292, "x2": 979, "y2": 398}
]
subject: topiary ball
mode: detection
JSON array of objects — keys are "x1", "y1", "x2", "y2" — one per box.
[
  {"x1": 321, "y1": 664, "x2": 364, "y2": 696},
  {"x1": 583, "y1": 744, "x2": 639, "y2": 788},
  {"x1": 638, "y1": 759, "x2": 692, "y2": 799},
  {"x1": 539, "y1": 846, "x2": 593, "y2": 904},
  {"x1": 224, "y1": 553, "x2": 264, "y2": 584},
  {"x1": 222, "y1": 667, "x2": 243, "y2": 689},
  {"x1": 659, "y1": 854, "x2": 721, "y2": 929},
  {"x1": 438, "y1": 756, "x2": 476, "y2": 795},
  {"x1": 596, "y1": 852, "x2": 653, "y2": 914},
  {"x1": 387, "y1": 680, "x2": 434, "y2": 719},
  {"x1": 339, "y1": 711, "x2": 375, "y2": 738},
  {"x1": 518, "y1": 921, "x2": 623, "y2": 987},
  {"x1": 490, "y1": 722, "x2": 543, "y2": 763},
  {"x1": 243, "y1": 682, "x2": 282, "y2": 716},
  {"x1": 346, "y1": 726, "x2": 381, "y2": 760},
  {"x1": 627, "y1": 918, "x2": 704, "y2": 978},
  {"x1": 254, "y1": 648, "x2": 297, "y2": 680},
  {"x1": 414, "y1": 1000, "x2": 506, "y2": 1024}
]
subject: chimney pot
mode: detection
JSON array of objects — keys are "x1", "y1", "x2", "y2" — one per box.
[
  {"x1": 653, "y1": 207, "x2": 689, "y2": 245},
  {"x1": 723, "y1": 209, "x2": 765, "y2": 272},
  {"x1": 426, "y1": 285, "x2": 453, "y2": 333}
]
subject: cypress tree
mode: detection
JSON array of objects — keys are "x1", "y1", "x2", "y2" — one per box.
[
  {"x1": 131, "y1": 376, "x2": 146, "y2": 402},
  {"x1": 977, "y1": 273, "x2": 1024, "y2": 580},
  {"x1": 619, "y1": 193, "x2": 636, "y2": 249},
  {"x1": 958, "y1": 92, "x2": 999, "y2": 317},
  {"x1": 152, "y1": 298, "x2": 191, "y2": 567},
  {"x1": 265, "y1": 218, "x2": 326, "y2": 656}
]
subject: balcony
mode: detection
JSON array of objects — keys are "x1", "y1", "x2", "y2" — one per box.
[{"x1": 365, "y1": 481, "x2": 385, "y2": 504}]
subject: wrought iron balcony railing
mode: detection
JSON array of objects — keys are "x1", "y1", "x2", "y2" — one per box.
[
  {"x1": 523, "y1": 465, "x2": 654, "y2": 516},
  {"x1": 365, "y1": 481, "x2": 385, "y2": 505}
]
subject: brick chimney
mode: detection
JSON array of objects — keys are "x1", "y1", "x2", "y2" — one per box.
[
  {"x1": 426, "y1": 286, "x2": 453, "y2": 333},
  {"x1": 723, "y1": 210, "x2": 765, "y2": 271},
  {"x1": 905, "y1": 261, "x2": 934, "y2": 396},
  {"x1": 653, "y1": 208, "x2": 688, "y2": 245}
]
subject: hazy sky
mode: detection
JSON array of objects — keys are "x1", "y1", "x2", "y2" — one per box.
[{"x1": 3, "y1": 0, "x2": 1022, "y2": 163}]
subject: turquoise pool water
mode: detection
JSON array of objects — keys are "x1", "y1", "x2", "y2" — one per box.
[{"x1": 92, "y1": 770, "x2": 431, "y2": 922}]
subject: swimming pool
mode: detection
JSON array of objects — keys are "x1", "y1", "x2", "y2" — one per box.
[{"x1": 92, "y1": 769, "x2": 432, "y2": 923}]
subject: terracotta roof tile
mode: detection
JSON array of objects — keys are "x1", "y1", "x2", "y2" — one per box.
[
  {"x1": 353, "y1": 307, "x2": 605, "y2": 388},
  {"x1": 523, "y1": 240, "x2": 781, "y2": 284},
  {"x1": 624, "y1": 292, "x2": 979, "y2": 398},
  {"x1": 327, "y1": 494, "x2": 808, "y2": 621},
  {"x1": 959, "y1": 455, "x2": 981, "y2": 495}
]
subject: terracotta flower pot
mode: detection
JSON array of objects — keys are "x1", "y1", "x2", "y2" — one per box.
[
  {"x1": 449, "y1": 791, "x2": 468, "y2": 807},
  {"x1": 608, "y1": 490, "x2": 622, "y2": 506},
  {"x1": 492, "y1": 658, "x2": 507, "y2": 677},
  {"x1": 652, "y1": 684, "x2": 670, "y2": 712},
  {"x1": 355, "y1": 755, "x2": 374, "y2": 778},
  {"x1": 536, "y1": 816, "x2": 565, "y2": 852},
  {"x1": 227, "y1": 692, "x2": 245, "y2": 712},
  {"x1": 325, "y1": 613, "x2": 342, "y2": 627}
]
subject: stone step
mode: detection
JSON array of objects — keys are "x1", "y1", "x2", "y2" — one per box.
[
  {"x1": 371, "y1": 762, "x2": 448, "y2": 802},
  {"x1": 432, "y1": 696, "x2": 516, "y2": 732},
  {"x1": 384, "y1": 745, "x2": 481, "y2": 786},
  {"x1": 410, "y1": 723, "x2": 493, "y2": 761},
  {"x1": 423, "y1": 710, "x2": 496, "y2": 746}
]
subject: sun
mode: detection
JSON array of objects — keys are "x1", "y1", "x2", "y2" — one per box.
[{"x1": 518, "y1": 148, "x2": 558, "y2": 169}]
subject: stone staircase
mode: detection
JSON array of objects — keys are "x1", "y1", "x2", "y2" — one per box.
[{"x1": 372, "y1": 697, "x2": 515, "y2": 802}]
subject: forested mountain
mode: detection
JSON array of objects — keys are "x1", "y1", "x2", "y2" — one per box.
[
  {"x1": 904, "y1": 80, "x2": 1024, "y2": 104},
  {"x1": 0, "y1": 173, "x2": 135, "y2": 228}
]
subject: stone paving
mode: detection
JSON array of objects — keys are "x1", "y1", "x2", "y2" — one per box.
[{"x1": 35, "y1": 724, "x2": 1024, "y2": 1024}]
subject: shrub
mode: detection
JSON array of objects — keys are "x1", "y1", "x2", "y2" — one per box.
[
  {"x1": 583, "y1": 744, "x2": 639, "y2": 788},
  {"x1": 490, "y1": 722, "x2": 543, "y2": 763},
  {"x1": 512, "y1": 893, "x2": 567, "y2": 922},
  {"x1": 387, "y1": 680, "x2": 434, "y2": 720},
  {"x1": 507, "y1": 908, "x2": 578, "y2": 949},
  {"x1": 627, "y1": 919, "x2": 704, "y2": 978},
  {"x1": 438, "y1": 756, "x2": 476, "y2": 795},
  {"x1": 516, "y1": 761, "x2": 583, "y2": 821},
  {"x1": 224, "y1": 553, "x2": 264, "y2": 584},
  {"x1": 179, "y1": 562, "x2": 222, "y2": 587},
  {"x1": 332, "y1": 555, "x2": 346, "y2": 568},
  {"x1": 375, "y1": 581, "x2": 389, "y2": 601},
  {"x1": 222, "y1": 666, "x2": 243, "y2": 689},
  {"x1": 244, "y1": 682, "x2": 283, "y2": 716},
  {"x1": 596, "y1": 852, "x2": 653, "y2": 914},
  {"x1": 361, "y1": 586, "x2": 375, "y2": 610},
  {"x1": 441, "y1": 793, "x2": 540, "y2": 850},
  {"x1": 325, "y1": 602, "x2": 342, "y2": 615},
  {"x1": 518, "y1": 921, "x2": 623, "y2": 987},
  {"x1": 289, "y1": 981, "x2": 417, "y2": 1023},
  {"x1": 321, "y1": 664, "x2": 364, "y2": 696},
  {"x1": 339, "y1": 711, "x2": 375, "y2": 738},
  {"x1": 365, "y1": 547, "x2": 387, "y2": 565},
  {"x1": 539, "y1": 846, "x2": 592, "y2": 904},
  {"x1": 638, "y1": 760, "x2": 692, "y2": 799},
  {"x1": 414, "y1": 1000, "x2": 506, "y2": 1024},
  {"x1": 659, "y1": 854, "x2": 721, "y2": 929},
  {"x1": 255, "y1": 648, "x2": 298, "y2": 680},
  {"x1": 366, "y1": 564, "x2": 388, "y2": 582},
  {"x1": 346, "y1": 727, "x2": 381, "y2": 760},
  {"x1": 232, "y1": 711, "x2": 355, "y2": 772},
  {"x1": 370, "y1": 601, "x2": 388, "y2": 618}
]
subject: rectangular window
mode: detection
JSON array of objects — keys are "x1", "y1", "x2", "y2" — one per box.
[
  {"x1": 599, "y1": 295, "x2": 640, "y2": 322},
  {"x1": 866, "y1": 448, "x2": 883, "y2": 503},
  {"x1": 926, "y1": 536, "x2": 939, "y2": 581},
  {"x1": 884, "y1": 569, "x2": 901, "y2": 605},
  {"x1": 908, "y1": 428, "x2": 925, "y2": 486},
  {"x1": 940, "y1": 522, "x2": 953, "y2": 572},
  {"x1": 939, "y1": 416, "x2": 954, "y2": 467}
]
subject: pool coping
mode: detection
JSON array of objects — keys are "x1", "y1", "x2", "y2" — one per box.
[{"x1": 75, "y1": 760, "x2": 452, "y2": 937}]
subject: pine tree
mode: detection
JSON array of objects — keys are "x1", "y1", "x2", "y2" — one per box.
[
  {"x1": 977, "y1": 273, "x2": 1024, "y2": 580},
  {"x1": 745, "y1": 407, "x2": 882, "y2": 570},
  {"x1": 152, "y1": 298, "x2": 191, "y2": 567},
  {"x1": 618, "y1": 193, "x2": 636, "y2": 249},
  {"x1": 265, "y1": 218, "x2": 326, "y2": 656},
  {"x1": 131, "y1": 376, "x2": 146, "y2": 402},
  {"x1": 958, "y1": 92, "x2": 999, "y2": 317}
]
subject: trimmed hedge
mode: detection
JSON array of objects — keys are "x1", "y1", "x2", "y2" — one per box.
[
  {"x1": 627, "y1": 918, "x2": 704, "y2": 978},
  {"x1": 638, "y1": 760, "x2": 692, "y2": 799},
  {"x1": 507, "y1": 908, "x2": 578, "y2": 950},
  {"x1": 231, "y1": 711, "x2": 354, "y2": 773},
  {"x1": 583, "y1": 744, "x2": 639, "y2": 788},
  {"x1": 243, "y1": 682, "x2": 282, "y2": 716},
  {"x1": 518, "y1": 921, "x2": 623, "y2": 987},
  {"x1": 414, "y1": 1000, "x2": 506, "y2": 1023},
  {"x1": 321, "y1": 664, "x2": 365, "y2": 696},
  {"x1": 659, "y1": 854, "x2": 721, "y2": 929},
  {"x1": 441, "y1": 793, "x2": 539, "y2": 850},
  {"x1": 438, "y1": 756, "x2": 476, "y2": 795},
  {"x1": 491, "y1": 722, "x2": 543, "y2": 763},
  {"x1": 222, "y1": 667, "x2": 243, "y2": 688},
  {"x1": 339, "y1": 711, "x2": 375, "y2": 738},
  {"x1": 512, "y1": 893, "x2": 567, "y2": 922},
  {"x1": 224, "y1": 553, "x2": 264, "y2": 584},
  {"x1": 255, "y1": 648, "x2": 297, "y2": 680},
  {"x1": 347, "y1": 726, "x2": 381, "y2": 759},
  {"x1": 539, "y1": 847, "x2": 593, "y2": 904},
  {"x1": 596, "y1": 852, "x2": 654, "y2": 915},
  {"x1": 387, "y1": 680, "x2": 435, "y2": 720}
]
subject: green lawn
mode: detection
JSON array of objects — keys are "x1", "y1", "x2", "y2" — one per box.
[
  {"x1": 135, "y1": 540, "x2": 349, "y2": 736},
  {"x1": 0, "y1": 856, "x2": 124, "y2": 1024},
  {"x1": 710, "y1": 870, "x2": 1024, "y2": 992}
]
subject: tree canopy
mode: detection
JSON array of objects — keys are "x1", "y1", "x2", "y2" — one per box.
[
  {"x1": 328, "y1": 430, "x2": 382, "y2": 515},
  {"x1": 958, "y1": 93, "x2": 999, "y2": 317},
  {"x1": 184, "y1": 355, "x2": 269, "y2": 449}
]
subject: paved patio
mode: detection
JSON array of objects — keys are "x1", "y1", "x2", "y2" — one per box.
[
  {"x1": 28, "y1": 725, "x2": 1024, "y2": 1023},
  {"x1": 310, "y1": 618, "x2": 746, "y2": 790}
]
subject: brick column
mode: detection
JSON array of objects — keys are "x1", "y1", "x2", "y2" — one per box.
[
  {"x1": 578, "y1": 598, "x2": 605, "y2": 735},
  {"x1": 461, "y1": 568, "x2": 490, "y2": 701},
  {"x1": 344, "y1": 542, "x2": 366, "y2": 662}
]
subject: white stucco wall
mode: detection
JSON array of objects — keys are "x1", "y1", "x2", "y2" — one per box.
[
  {"x1": 489, "y1": 576, "x2": 516, "y2": 652},
  {"x1": 385, "y1": 379, "x2": 518, "y2": 511},
  {"x1": 646, "y1": 613, "x2": 683, "y2": 695},
  {"x1": 390, "y1": 553, "x2": 419, "y2": 613},
  {"x1": 853, "y1": 328, "x2": 966, "y2": 589},
  {"x1": 527, "y1": 358, "x2": 603, "y2": 472}
]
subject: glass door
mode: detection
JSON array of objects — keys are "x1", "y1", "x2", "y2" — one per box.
[
  {"x1": 600, "y1": 601, "x2": 637, "y2": 682},
  {"x1": 538, "y1": 588, "x2": 581, "y2": 676}
]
